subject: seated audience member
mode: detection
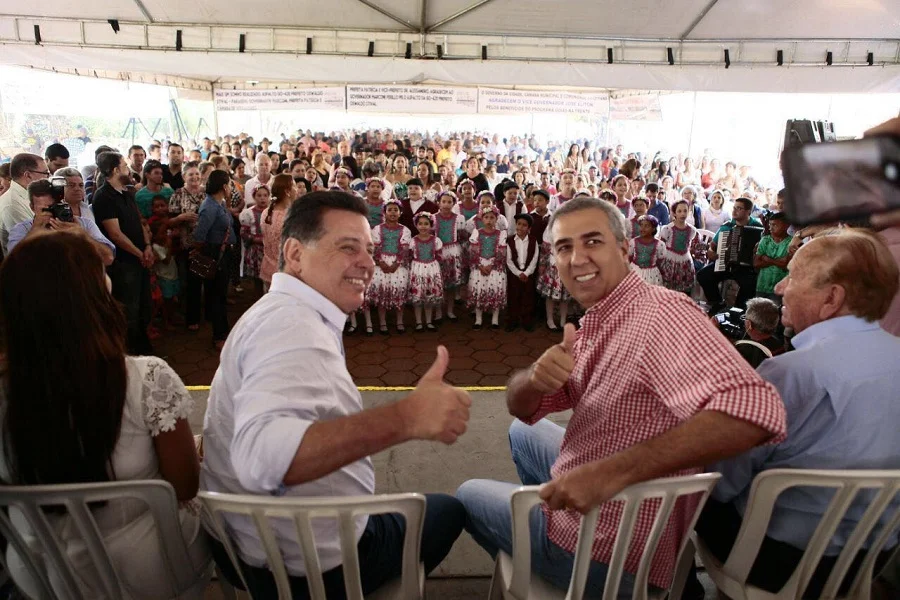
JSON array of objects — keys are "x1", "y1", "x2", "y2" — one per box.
[
  {"x1": 456, "y1": 198, "x2": 786, "y2": 596},
  {"x1": 695, "y1": 228, "x2": 900, "y2": 598},
  {"x1": 733, "y1": 297, "x2": 784, "y2": 368},
  {"x1": 698, "y1": 196, "x2": 764, "y2": 312},
  {"x1": 0, "y1": 231, "x2": 210, "y2": 599},
  {"x1": 754, "y1": 212, "x2": 792, "y2": 304},
  {"x1": 7, "y1": 180, "x2": 114, "y2": 265},
  {"x1": 201, "y1": 191, "x2": 469, "y2": 598}
]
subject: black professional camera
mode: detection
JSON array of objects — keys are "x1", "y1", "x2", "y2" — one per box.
[
  {"x1": 43, "y1": 202, "x2": 74, "y2": 223},
  {"x1": 49, "y1": 176, "x2": 66, "y2": 202},
  {"x1": 714, "y1": 307, "x2": 745, "y2": 341}
]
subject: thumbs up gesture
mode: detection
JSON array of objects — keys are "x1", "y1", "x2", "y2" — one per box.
[
  {"x1": 528, "y1": 323, "x2": 577, "y2": 394},
  {"x1": 398, "y1": 345, "x2": 472, "y2": 444}
]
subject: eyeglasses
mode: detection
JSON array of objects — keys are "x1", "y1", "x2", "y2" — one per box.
[{"x1": 29, "y1": 170, "x2": 51, "y2": 177}]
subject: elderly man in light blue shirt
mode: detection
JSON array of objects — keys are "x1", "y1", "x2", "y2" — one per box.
[
  {"x1": 201, "y1": 190, "x2": 472, "y2": 598},
  {"x1": 693, "y1": 228, "x2": 900, "y2": 597}
]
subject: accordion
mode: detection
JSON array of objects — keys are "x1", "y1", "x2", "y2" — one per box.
[{"x1": 714, "y1": 225, "x2": 763, "y2": 273}]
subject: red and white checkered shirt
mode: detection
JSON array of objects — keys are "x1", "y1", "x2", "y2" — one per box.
[{"x1": 523, "y1": 271, "x2": 787, "y2": 588}]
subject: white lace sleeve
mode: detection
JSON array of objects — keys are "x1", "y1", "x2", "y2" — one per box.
[{"x1": 140, "y1": 358, "x2": 195, "y2": 436}]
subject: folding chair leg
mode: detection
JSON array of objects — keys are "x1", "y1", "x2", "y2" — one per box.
[{"x1": 488, "y1": 558, "x2": 505, "y2": 600}]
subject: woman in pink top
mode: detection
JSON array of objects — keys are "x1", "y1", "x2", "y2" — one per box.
[{"x1": 260, "y1": 173, "x2": 298, "y2": 290}]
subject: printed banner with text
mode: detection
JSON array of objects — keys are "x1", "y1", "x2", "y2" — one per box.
[
  {"x1": 478, "y1": 88, "x2": 610, "y2": 116},
  {"x1": 346, "y1": 85, "x2": 477, "y2": 114},
  {"x1": 214, "y1": 88, "x2": 346, "y2": 111},
  {"x1": 608, "y1": 94, "x2": 663, "y2": 121}
]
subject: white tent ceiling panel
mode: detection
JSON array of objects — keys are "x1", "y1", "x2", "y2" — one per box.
[
  {"x1": 84, "y1": 21, "x2": 146, "y2": 46},
  {"x1": 3, "y1": 44, "x2": 898, "y2": 94},
  {"x1": 137, "y1": 0, "x2": 407, "y2": 30},
  {"x1": 689, "y1": 0, "x2": 900, "y2": 40},
  {"x1": 17, "y1": 0, "x2": 143, "y2": 21}
]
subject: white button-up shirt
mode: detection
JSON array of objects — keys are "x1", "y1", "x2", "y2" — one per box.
[
  {"x1": 0, "y1": 181, "x2": 34, "y2": 255},
  {"x1": 506, "y1": 233, "x2": 539, "y2": 277},
  {"x1": 200, "y1": 272, "x2": 375, "y2": 575}
]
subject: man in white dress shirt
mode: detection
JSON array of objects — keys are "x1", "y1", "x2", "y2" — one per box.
[{"x1": 201, "y1": 190, "x2": 471, "y2": 598}]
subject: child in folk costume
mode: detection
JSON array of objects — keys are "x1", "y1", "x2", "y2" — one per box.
[
  {"x1": 465, "y1": 191, "x2": 509, "y2": 236},
  {"x1": 331, "y1": 167, "x2": 358, "y2": 195},
  {"x1": 628, "y1": 215, "x2": 666, "y2": 286},
  {"x1": 366, "y1": 199, "x2": 412, "y2": 334},
  {"x1": 456, "y1": 180, "x2": 480, "y2": 221},
  {"x1": 364, "y1": 178, "x2": 386, "y2": 228},
  {"x1": 529, "y1": 189, "x2": 552, "y2": 244},
  {"x1": 239, "y1": 185, "x2": 269, "y2": 295},
  {"x1": 467, "y1": 205, "x2": 507, "y2": 330},
  {"x1": 628, "y1": 196, "x2": 649, "y2": 238},
  {"x1": 408, "y1": 212, "x2": 444, "y2": 331},
  {"x1": 550, "y1": 169, "x2": 577, "y2": 210},
  {"x1": 433, "y1": 191, "x2": 466, "y2": 321},
  {"x1": 506, "y1": 214, "x2": 540, "y2": 331},
  {"x1": 659, "y1": 200, "x2": 699, "y2": 294},
  {"x1": 537, "y1": 216, "x2": 570, "y2": 331}
]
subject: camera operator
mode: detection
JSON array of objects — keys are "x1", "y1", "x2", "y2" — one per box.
[
  {"x1": 53, "y1": 167, "x2": 93, "y2": 221},
  {"x1": 6, "y1": 179, "x2": 114, "y2": 266},
  {"x1": 733, "y1": 298, "x2": 784, "y2": 368}
]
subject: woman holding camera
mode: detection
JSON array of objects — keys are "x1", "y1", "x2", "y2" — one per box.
[
  {"x1": 0, "y1": 231, "x2": 211, "y2": 598},
  {"x1": 189, "y1": 170, "x2": 234, "y2": 350}
]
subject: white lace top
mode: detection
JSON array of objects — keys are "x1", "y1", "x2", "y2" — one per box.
[{"x1": 0, "y1": 356, "x2": 210, "y2": 599}]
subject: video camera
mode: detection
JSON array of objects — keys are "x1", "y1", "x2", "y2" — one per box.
[
  {"x1": 781, "y1": 119, "x2": 900, "y2": 226},
  {"x1": 713, "y1": 307, "x2": 745, "y2": 342},
  {"x1": 43, "y1": 177, "x2": 74, "y2": 223}
]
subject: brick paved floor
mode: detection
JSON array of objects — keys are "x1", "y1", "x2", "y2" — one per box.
[{"x1": 158, "y1": 284, "x2": 564, "y2": 387}]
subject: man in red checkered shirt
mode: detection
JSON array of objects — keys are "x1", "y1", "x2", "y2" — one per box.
[{"x1": 457, "y1": 197, "x2": 787, "y2": 596}]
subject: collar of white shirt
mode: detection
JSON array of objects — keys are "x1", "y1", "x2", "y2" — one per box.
[{"x1": 269, "y1": 272, "x2": 347, "y2": 334}]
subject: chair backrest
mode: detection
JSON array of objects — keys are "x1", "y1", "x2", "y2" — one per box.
[
  {"x1": 199, "y1": 491, "x2": 426, "y2": 600},
  {"x1": 696, "y1": 229, "x2": 716, "y2": 246},
  {"x1": 506, "y1": 473, "x2": 721, "y2": 600},
  {"x1": 721, "y1": 469, "x2": 900, "y2": 599},
  {"x1": 0, "y1": 480, "x2": 201, "y2": 600}
]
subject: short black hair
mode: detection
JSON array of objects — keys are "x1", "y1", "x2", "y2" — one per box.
[
  {"x1": 644, "y1": 182, "x2": 659, "y2": 193},
  {"x1": 289, "y1": 159, "x2": 305, "y2": 172},
  {"x1": 205, "y1": 170, "x2": 231, "y2": 196},
  {"x1": 531, "y1": 189, "x2": 550, "y2": 202},
  {"x1": 9, "y1": 153, "x2": 42, "y2": 180},
  {"x1": 735, "y1": 197, "x2": 754, "y2": 211},
  {"x1": 94, "y1": 145, "x2": 115, "y2": 159},
  {"x1": 27, "y1": 179, "x2": 54, "y2": 204},
  {"x1": 768, "y1": 211, "x2": 788, "y2": 222},
  {"x1": 514, "y1": 213, "x2": 533, "y2": 227},
  {"x1": 278, "y1": 191, "x2": 368, "y2": 269},
  {"x1": 167, "y1": 143, "x2": 183, "y2": 153},
  {"x1": 230, "y1": 158, "x2": 244, "y2": 171},
  {"x1": 127, "y1": 145, "x2": 145, "y2": 156},
  {"x1": 407, "y1": 178, "x2": 424, "y2": 188},
  {"x1": 45, "y1": 143, "x2": 69, "y2": 161},
  {"x1": 96, "y1": 152, "x2": 124, "y2": 178}
]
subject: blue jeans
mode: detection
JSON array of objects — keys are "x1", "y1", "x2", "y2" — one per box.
[{"x1": 456, "y1": 419, "x2": 636, "y2": 598}]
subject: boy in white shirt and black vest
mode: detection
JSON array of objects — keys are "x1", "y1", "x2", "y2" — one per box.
[{"x1": 506, "y1": 213, "x2": 540, "y2": 331}]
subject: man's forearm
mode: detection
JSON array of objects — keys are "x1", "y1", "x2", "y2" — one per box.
[
  {"x1": 282, "y1": 402, "x2": 410, "y2": 486},
  {"x1": 591, "y1": 410, "x2": 772, "y2": 489},
  {"x1": 506, "y1": 369, "x2": 544, "y2": 420}
]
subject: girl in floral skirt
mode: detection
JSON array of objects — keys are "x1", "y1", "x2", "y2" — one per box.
[
  {"x1": 537, "y1": 222, "x2": 570, "y2": 331},
  {"x1": 465, "y1": 191, "x2": 509, "y2": 236},
  {"x1": 628, "y1": 215, "x2": 666, "y2": 286},
  {"x1": 467, "y1": 205, "x2": 507, "y2": 330},
  {"x1": 366, "y1": 199, "x2": 412, "y2": 334},
  {"x1": 433, "y1": 191, "x2": 466, "y2": 322},
  {"x1": 659, "y1": 200, "x2": 699, "y2": 294},
  {"x1": 239, "y1": 185, "x2": 269, "y2": 295},
  {"x1": 408, "y1": 212, "x2": 444, "y2": 331}
]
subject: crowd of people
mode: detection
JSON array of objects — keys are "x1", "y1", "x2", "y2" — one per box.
[{"x1": 0, "y1": 119, "x2": 898, "y2": 600}]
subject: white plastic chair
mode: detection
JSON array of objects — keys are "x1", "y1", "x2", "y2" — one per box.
[
  {"x1": 199, "y1": 491, "x2": 426, "y2": 600},
  {"x1": 693, "y1": 469, "x2": 900, "y2": 600},
  {"x1": 490, "y1": 473, "x2": 722, "y2": 600},
  {"x1": 0, "y1": 480, "x2": 212, "y2": 600}
]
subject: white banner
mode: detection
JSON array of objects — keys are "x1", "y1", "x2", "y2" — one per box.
[
  {"x1": 477, "y1": 88, "x2": 610, "y2": 116},
  {"x1": 346, "y1": 85, "x2": 478, "y2": 114},
  {"x1": 214, "y1": 87, "x2": 346, "y2": 111},
  {"x1": 608, "y1": 93, "x2": 663, "y2": 121}
]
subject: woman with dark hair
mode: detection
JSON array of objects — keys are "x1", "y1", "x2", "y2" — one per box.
[
  {"x1": 260, "y1": 174, "x2": 299, "y2": 292},
  {"x1": 190, "y1": 169, "x2": 234, "y2": 349},
  {"x1": 563, "y1": 143, "x2": 582, "y2": 172},
  {"x1": 0, "y1": 231, "x2": 210, "y2": 598}
]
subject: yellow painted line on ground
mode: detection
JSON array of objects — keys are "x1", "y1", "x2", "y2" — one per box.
[{"x1": 186, "y1": 385, "x2": 507, "y2": 392}]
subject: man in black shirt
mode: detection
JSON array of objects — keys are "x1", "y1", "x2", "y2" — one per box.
[
  {"x1": 163, "y1": 143, "x2": 185, "y2": 190},
  {"x1": 92, "y1": 151, "x2": 155, "y2": 355}
]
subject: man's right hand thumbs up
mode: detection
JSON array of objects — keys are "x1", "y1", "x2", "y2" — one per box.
[
  {"x1": 399, "y1": 346, "x2": 472, "y2": 445},
  {"x1": 529, "y1": 323, "x2": 578, "y2": 394}
]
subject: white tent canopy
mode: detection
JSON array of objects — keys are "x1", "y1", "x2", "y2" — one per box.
[{"x1": 0, "y1": 0, "x2": 898, "y2": 93}]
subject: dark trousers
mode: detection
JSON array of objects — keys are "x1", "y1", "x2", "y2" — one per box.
[
  {"x1": 693, "y1": 499, "x2": 894, "y2": 598},
  {"x1": 108, "y1": 259, "x2": 154, "y2": 355},
  {"x1": 210, "y1": 493, "x2": 465, "y2": 599},
  {"x1": 187, "y1": 247, "x2": 231, "y2": 341},
  {"x1": 697, "y1": 264, "x2": 757, "y2": 308},
  {"x1": 507, "y1": 273, "x2": 536, "y2": 327}
]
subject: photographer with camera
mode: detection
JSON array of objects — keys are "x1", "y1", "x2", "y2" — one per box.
[{"x1": 6, "y1": 179, "x2": 114, "y2": 266}]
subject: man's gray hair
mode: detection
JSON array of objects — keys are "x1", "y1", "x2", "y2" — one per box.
[
  {"x1": 547, "y1": 197, "x2": 628, "y2": 247},
  {"x1": 745, "y1": 297, "x2": 781, "y2": 335},
  {"x1": 54, "y1": 167, "x2": 82, "y2": 179}
]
